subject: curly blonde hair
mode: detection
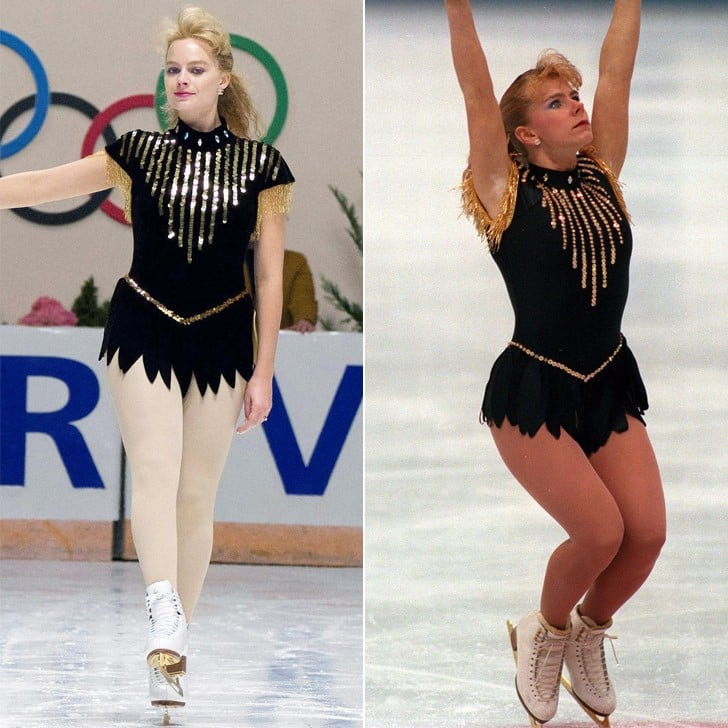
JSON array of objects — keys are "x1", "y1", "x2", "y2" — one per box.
[
  {"x1": 500, "y1": 50, "x2": 583, "y2": 164},
  {"x1": 163, "y1": 7, "x2": 260, "y2": 139}
]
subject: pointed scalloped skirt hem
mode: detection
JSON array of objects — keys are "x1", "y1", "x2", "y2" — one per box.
[
  {"x1": 481, "y1": 338, "x2": 648, "y2": 455},
  {"x1": 99, "y1": 278, "x2": 255, "y2": 398}
]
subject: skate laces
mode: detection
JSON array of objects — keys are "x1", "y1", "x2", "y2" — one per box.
[
  {"x1": 532, "y1": 631, "x2": 567, "y2": 700},
  {"x1": 148, "y1": 591, "x2": 184, "y2": 637},
  {"x1": 579, "y1": 627, "x2": 619, "y2": 693}
]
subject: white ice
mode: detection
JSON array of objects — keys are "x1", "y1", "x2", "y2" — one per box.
[{"x1": 0, "y1": 561, "x2": 362, "y2": 727}]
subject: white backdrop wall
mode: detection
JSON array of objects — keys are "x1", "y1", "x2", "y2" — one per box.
[{"x1": 0, "y1": 0, "x2": 363, "y2": 328}]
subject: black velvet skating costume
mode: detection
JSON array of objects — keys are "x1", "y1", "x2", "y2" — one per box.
[
  {"x1": 462, "y1": 149, "x2": 647, "y2": 454},
  {"x1": 99, "y1": 118, "x2": 294, "y2": 396}
]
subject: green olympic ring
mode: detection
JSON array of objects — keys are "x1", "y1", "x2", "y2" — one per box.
[{"x1": 155, "y1": 33, "x2": 288, "y2": 145}]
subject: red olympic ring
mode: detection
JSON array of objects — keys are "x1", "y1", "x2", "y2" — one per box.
[{"x1": 81, "y1": 94, "x2": 155, "y2": 225}]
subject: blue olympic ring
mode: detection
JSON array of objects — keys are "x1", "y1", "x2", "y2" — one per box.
[{"x1": 0, "y1": 30, "x2": 50, "y2": 160}]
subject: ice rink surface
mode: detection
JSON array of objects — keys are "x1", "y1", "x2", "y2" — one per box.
[
  {"x1": 365, "y1": 1, "x2": 728, "y2": 726},
  {"x1": 0, "y1": 561, "x2": 362, "y2": 727}
]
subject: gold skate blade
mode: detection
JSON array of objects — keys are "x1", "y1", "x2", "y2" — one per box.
[
  {"x1": 560, "y1": 675, "x2": 611, "y2": 726},
  {"x1": 158, "y1": 703, "x2": 184, "y2": 726}
]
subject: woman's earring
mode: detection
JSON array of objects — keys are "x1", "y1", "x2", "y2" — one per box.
[
  {"x1": 534, "y1": 138, "x2": 541, "y2": 146},
  {"x1": 218, "y1": 88, "x2": 224, "y2": 96}
]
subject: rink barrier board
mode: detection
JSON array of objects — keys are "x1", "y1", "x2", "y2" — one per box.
[
  {"x1": 123, "y1": 520, "x2": 362, "y2": 567},
  {"x1": 0, "y1": 519, "x2": 362, "y2": 566},
  {"x1": 0, "y1": 519, "x2": 113, "y2": 561}
]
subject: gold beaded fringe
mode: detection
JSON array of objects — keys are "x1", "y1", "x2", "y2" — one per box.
[
  {"x1": 101, "y1": 152, "x2": 132, "y2": 223},
  {"x1": 254, "y1": 182, "x2": 294, "y2": 240},
  {"x1": 123, "y1": 275, "x2": 247, "y2": 325},
  {"x1": 460, "y1": 162, "x2": 519, "y2": 252},
  {"x1": 508, "y1": 334, "x2": 624, "y2": 382}
]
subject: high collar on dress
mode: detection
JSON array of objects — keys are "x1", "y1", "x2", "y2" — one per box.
[
  {"x1": 525, "y1": 160, "x2": 582, "y2": 190},
  {"x1": 170, "y1": 117, "x2": 232, "y2": 150}
]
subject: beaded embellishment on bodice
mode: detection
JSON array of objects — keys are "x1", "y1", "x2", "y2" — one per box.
[
  {"x1": 116, "y1": 119, "x2": 283, "y2": 263},
  {"x1": 525, "y1": 157, "x2": 627, "y2": 306}
]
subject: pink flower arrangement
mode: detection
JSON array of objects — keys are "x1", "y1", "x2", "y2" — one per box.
[{"x1": 17, "y1": 296, "x2": 78, "y2": 326}]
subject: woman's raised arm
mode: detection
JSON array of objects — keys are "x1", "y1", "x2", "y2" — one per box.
[
  {"x1": 0, "y1": 153, "x2": 110, "y2": 210},
  {"x1": 591, "y1": 0, "x2": 641, "y2": 176},
  {"x1": 445, "y1": 0, "x2": 511, "y2": 217}
]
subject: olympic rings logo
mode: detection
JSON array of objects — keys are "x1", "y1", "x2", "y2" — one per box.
[{"x1": 0, "y1": 30, "x2": 288, "y2": 226}]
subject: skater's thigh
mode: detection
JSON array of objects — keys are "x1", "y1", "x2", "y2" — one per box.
[
  {"x1": 106, "y1": 356, "x2": 184, "y2": 475},
  {"x1": 179, "y1": 373, "x2": 246, "y2": 486},
  {"x1": 588, "y1": 416, "x2": 666, "y2": 542},
  {"x1": 490, "y1": 422, "x2": 622, "y2": 540}
]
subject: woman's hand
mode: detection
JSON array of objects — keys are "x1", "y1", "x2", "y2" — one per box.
[
  {"x1": 236, "y1": 372, "x2": 273, "y2": 434},
  {"x1": 286, "y1": 319, "x2": 315, "y2": 333}
]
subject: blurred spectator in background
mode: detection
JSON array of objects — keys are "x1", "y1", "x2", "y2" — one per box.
[{"x1": 246, "y1": 246, "x2": 317, "y2": 332}]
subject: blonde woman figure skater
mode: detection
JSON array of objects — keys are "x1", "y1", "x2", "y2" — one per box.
[
  {"x1": 445, "y1": 0, "x2": 665, "y2": 725},
  {"x1": 0, "y1": 7, "x2": 294, "y2": 721}
]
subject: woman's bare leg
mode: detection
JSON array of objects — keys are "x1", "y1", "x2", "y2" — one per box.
[
  {"x1": 581, "y1": 416, "x2": 665, "y2": 624},
  {"x1": 490, "y1": 422, "x2": 624, "y2": 629}
]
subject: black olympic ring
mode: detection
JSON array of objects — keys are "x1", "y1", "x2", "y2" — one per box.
[{"x1": 0, "y1": 92, "x2": 117, "y2": 225}]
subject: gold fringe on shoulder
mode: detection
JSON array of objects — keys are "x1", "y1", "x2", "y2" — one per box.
[
  {"x1": 254, "y1": 182, "x2": 294, "y2": 240},
  {"x1": 460, "y1": 161, "x2": 519, "y2": 252},
  {"x1": 579, "y1": 146, "x2": 631, "y2": 224},
  {"x1": 103, "y1": 153, "x2": 132, "y2": 223}
]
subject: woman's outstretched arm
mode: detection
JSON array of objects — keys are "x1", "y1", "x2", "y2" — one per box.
[
  {"x1": 591, "y1": 0, "x2": 641, "y2": 176},
  {"x1": 445, "y1": 0, "x2": 511, "y2": 217},
  {"x1": 0, "y1": 153, "x2": 110, "y2": 210}
]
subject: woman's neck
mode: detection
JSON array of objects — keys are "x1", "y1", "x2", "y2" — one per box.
[
  {"x1": 527, "y1": 147, "x2": 579, "y2": 171},
  {"x1": 178, "y1": 111, "x2": 222, "y2": 133}
]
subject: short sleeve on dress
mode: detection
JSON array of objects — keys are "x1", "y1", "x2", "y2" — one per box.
[
  {"x1": 254, "y1": 146, "x2": 295, "y2": 238},
  {"x1": 104, "y1": 131, "x2": 141, "y2": 223}
]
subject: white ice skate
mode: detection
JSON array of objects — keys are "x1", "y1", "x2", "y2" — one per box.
[
  {"x1": 145, "y1": 580, "x2": 188, "y2": 671},
  {"x1": 507, "y1": 612, "x2": 569, "y2": 726},
  {"x1": 562, "y1": 607, "x2": 616, "y2": 726}
]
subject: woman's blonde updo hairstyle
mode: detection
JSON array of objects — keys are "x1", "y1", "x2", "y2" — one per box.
[
  {"x1": 500, "y1": 50, "x2": 582, "y2": 165},
  {"x1": 163, "y1": 7, "x2": 260, "y2": 138}
]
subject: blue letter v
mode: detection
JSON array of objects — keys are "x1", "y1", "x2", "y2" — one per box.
[{"x1": 263, "y1": 364, "x2": 362, "y2": 496}]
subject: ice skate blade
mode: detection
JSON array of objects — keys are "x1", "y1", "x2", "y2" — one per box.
[
  {"x1": 506, "y1": 620, "x2": 546, "y2": 728},
  {"x1": 158, "y1": 704, "x2": 183, "y2": 726},
  {"x1": 560, "y1": 674, "x2": 611, "y2": 727}
]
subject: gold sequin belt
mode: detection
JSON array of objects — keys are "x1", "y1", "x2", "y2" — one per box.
[
  {"x1": 123, "y1": 275, "x2": 248, "y2": 326},
  {"x1": 508, "y1": 335, "x2": 624, "y2": 383}
]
